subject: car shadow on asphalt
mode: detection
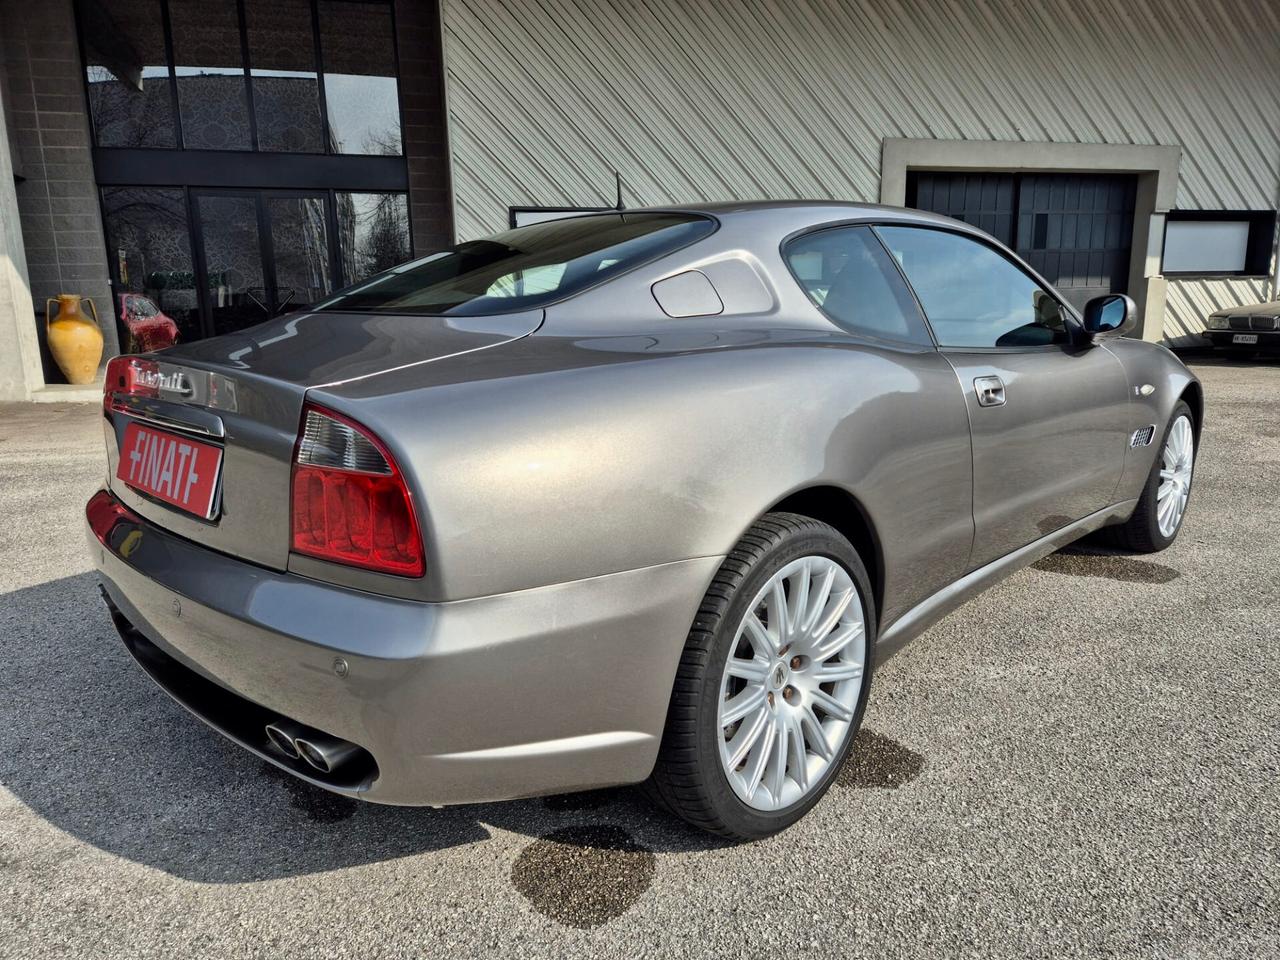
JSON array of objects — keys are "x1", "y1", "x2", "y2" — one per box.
[{"x1": 0, "y1": 573, "x2": 728, "y2": 884}]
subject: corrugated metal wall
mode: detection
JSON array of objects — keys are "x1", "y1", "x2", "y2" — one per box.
[{"x1": 440, "y1": 0, "x2": 1280, "y2": 341}]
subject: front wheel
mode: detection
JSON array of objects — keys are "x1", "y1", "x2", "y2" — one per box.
[
  {"x1": 647, "y1": 513, "x2": 875, "y2": 839},
  {"x1": 1107, "y1": 400, "x2": 1196, "y2": 552}
]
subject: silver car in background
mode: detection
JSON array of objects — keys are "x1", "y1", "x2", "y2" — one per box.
[{"x1": 88, "y1": 202, "x2": 1201, "y2": 838}]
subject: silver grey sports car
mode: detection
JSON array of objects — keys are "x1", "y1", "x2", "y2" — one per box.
[{"x1": 88, "y1": 202, "x2": 1201, "y2": 839}]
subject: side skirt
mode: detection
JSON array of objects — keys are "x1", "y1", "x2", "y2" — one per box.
[{"x1": 876, "y1": 500, "x2": 1138, "y2": 662}]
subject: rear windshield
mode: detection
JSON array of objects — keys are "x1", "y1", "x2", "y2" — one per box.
[{"x1": 315, "y1": 212, "x2": 716, "y2": 316}]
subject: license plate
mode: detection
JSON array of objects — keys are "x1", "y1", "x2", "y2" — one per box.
[
  {"x1": 1233, "y1": 333, "x2": 1258, "y2": 344},
  {"x1": 117, "y1": 422, "x2": 223, "y2": 519}
]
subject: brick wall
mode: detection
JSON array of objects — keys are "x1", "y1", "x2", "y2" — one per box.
[
  {"x1": 395, "y1": 0, "x2": 453, "y2": 252},
  {"x1": 1, "y1": 0, "x2": 118, "y2": 384}
]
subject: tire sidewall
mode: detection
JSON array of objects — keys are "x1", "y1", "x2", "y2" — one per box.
[
  {"x1": 1140, "y1": 400, "x2": 1196, "y2": 549},
  {"x1": 693, "y1": 526, "x2": 877, "y2": 839}
]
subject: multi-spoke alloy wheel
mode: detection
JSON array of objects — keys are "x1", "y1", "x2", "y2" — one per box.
[
  {"x1": 717, "y1": 556, "x2": 865, "y2": 811},
  {"x1": 1106, "y1": 399, "x2": 1196, "y2": 553},
  {"x1": 1156, "y1": 414, "x2": 1194, "y2": 538},
  {"x1": 647, "y1": 512, "x2": 875, "y2": 839}
]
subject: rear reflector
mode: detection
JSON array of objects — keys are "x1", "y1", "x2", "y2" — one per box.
[
  {"x1": 87, "y1": 489, "x2": 141, "y2": 546},
  {"x1": 290, "y1": 404, "x2": 424, "y2": 578}
]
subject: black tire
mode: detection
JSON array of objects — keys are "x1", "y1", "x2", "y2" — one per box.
[
  {"x1": 1106, "y1": 399, "x2": 1196, "y2": 553},
  {"x1": 646, "y1": 512, "x2": 876, "y2": 840}
]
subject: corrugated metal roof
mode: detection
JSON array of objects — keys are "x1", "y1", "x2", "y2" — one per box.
[{"x1": 440, "y1": 0, "x2": 1280, "y2": 338}]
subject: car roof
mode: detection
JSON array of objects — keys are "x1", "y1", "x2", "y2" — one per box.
[{"x1": 609, "y1": 199, "x2": 975, "y2": 233}]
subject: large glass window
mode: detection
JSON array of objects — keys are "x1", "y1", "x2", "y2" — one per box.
[
  {"x1": 80, "y1": 0, "x2": 404, "y2": 157},
  {"x1": 246, "y1": 0, "x2": 324, "y2": 153},
  {"x1": 80, "y1": 0, "x2": 177, "y2": 148},
  {"x1": 319, "y1": 1, "x2": 403, "y2": 155},
  {"x1": 337, "y1": 192, "x2": 411, "y2": 284},
  {"x1": 100, "y1": 187, "x2": 199, "y2": 341},
  {"x1": 784, "y1": 226, "x2": 931, "y2": 346},
  {"x1": 168, "y1": 0, "x2": 252, "y2": 150},
  {"x1": 318, "y1": 213, "x2": 716, "y2": 316},
  {"x1": 875, "y1": 227, "x2": 1069, "y2": 349}
]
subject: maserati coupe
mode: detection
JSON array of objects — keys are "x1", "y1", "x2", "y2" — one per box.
[{"x1": 88, "y1": 202, "x2": 1201, "y2": 838}]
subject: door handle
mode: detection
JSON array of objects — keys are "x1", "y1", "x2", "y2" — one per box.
[{"x1": 974, "y1": 375, "x2": 1006, "y2": 407}]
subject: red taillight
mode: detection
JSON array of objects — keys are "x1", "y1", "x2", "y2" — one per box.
[
  {"x1": 289, "y1": 404, "x2": 424, "y2": 578},
  {"x1": 87, "y1": 489, "x2": 140, "y2": 545},
  {"x1": 103, "y1": 355, "x2": 159, "y2": 412}
]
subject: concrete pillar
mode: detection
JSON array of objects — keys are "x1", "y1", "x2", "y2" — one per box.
[{"x1": 0, "y1": 65, "x2": 43, "y2": 401}]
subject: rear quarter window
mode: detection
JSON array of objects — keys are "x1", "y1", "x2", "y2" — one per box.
[{"x1": 783, "y1": 224, "x2": 933, "y2": 346}]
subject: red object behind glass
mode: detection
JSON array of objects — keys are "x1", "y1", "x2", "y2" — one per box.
[{"x1": 118, "y1": 293, "x2": 180, "y2": 353}]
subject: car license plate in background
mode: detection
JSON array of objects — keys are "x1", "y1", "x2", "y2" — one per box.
[
  {"x1": 1233, "y1": 333, "x2": 1258, "y2": 344},
  {"x1": 117, "y1": 422, "x2": 223, "y2": 519}
]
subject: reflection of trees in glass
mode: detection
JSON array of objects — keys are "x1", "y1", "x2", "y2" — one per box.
[
  {"x1": 361, "y1": 128, "x2": 403, "y2": 158},
  {"x1": 269, "y1": 197, "x2": 331, "y2": 307},
  {"x1": 338, "y1": 193, "x2": 411, "y2": 284},
  {"x1": 318, "y1": 0, "x2": 402, "y2": 157}
]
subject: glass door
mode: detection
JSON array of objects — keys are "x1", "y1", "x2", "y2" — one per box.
[
  {"x1": 264, "y1": 193, "x2": 333, "y2": 315},
  {"x1": 192, "y1": 190, "x2": 335, "y2": 337},
  {"x1": 193, "y1": 191, "x2": 270, "y2": 337}
]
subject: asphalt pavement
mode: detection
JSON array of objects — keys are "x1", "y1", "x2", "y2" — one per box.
[{"x1": 0, "y1": 358, "x2": 1276, "y2": 959}]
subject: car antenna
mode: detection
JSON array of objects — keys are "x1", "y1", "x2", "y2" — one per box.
[{"x1": 614, "y1": 171, "x2": 625, "y2": 211}]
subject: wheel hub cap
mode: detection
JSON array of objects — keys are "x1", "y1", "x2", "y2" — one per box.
[{"x1": 717, "y1": 555, "x2": 866, "y2": 812}]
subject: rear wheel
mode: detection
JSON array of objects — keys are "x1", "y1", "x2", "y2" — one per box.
[
  {"x1": 1107, "y1": 400, "x2": 1195, "y2": 552},
  {"x1": 647, "y1": 512, "x2": 875, "y2": 839}
]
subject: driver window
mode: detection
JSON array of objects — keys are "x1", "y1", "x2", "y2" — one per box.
[{"x1": 875, "y1": 226, "x2": 1069, "y2": 348}]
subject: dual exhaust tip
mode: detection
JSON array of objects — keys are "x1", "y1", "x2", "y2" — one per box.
[{"x1": 265, "y1": 719, "x2": 359, "y2": 774}]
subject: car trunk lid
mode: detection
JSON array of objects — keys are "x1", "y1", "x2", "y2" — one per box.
[{"x1": 104, "y1": 309, "x2": 541, "y2": 571}]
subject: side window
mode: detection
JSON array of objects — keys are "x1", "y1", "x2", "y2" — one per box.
[
  {"x1": 783, "y1": 225, "x2": 932, "y2": 346},
  {"x1": 875, "y1": 226, "x2": 1069, "y2": 349}
]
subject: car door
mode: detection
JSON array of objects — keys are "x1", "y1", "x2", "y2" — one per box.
[
  {"x1": 875, "y1": 225, "x2": 1131, "y2": 570},
  {"x1": 782, "y1": 223, "x2": 976, "y2": 623}
]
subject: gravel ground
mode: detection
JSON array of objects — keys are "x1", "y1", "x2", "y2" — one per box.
[{"x1": 0, "y1": 358, "x2": 1276, "y2": 959}]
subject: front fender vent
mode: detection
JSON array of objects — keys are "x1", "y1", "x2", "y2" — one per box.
[{"x1": 1131, "y1": 425, "x2": 1156, "y2": 448}]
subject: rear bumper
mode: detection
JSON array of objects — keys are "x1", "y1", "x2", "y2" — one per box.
[{"x1": 88, "y1": 489, "x2": 720, "y2": 805}]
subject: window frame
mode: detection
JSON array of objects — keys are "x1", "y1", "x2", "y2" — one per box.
[
  {"x1": 780, "y1": 222, "x2": 937, "y2": 350},
  {"x1": 869, "y1": 222, "x2": 1085, "y2": 354},
  {"x1": 75, "y1": 0, "x2": 403, "y2": 158}
]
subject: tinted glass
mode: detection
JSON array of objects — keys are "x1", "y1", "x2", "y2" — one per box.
[
  {"x1": 876, "y1": 226, "x2": 1069, "y2": 348},
  {"x1": 169, "y1": 0, "x2": 252, "y2": 150},
  {"x1": 318, "y1": 213, "x2": 715, "y2": 316},
  {"x1": 246, "y1": 0, "x2": 325, "y2": 152},
  {"x1": 319, "y1": 1, "x2": 402, "y2": 155},
  {"x1": 336, "y1": 192, "x2": 411, "y2": 283},
  {"x1": 784, "y1": 225, "x2": 930, "y2": 345},
  {"x1": 81, "y1": 0, "x2": 176, "y2": 148},
  {"x1": 195, "y1": 195, "x2": 267, "y2": 335},
  {"x1": 100, "y1": 187, "x2": 199, "y2": 341},
  {"x1": 268, "y1": 196, "x2": 332, "y2": 311}
]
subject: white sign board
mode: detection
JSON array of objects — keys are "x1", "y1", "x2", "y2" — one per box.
[{"x1": 1163, "y1": 220, "x2": 1250, "y2": 274}]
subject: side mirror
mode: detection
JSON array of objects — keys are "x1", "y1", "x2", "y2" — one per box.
[{"x1": 1082, "y1": 293, "x2": 1138, "y2": 341}]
